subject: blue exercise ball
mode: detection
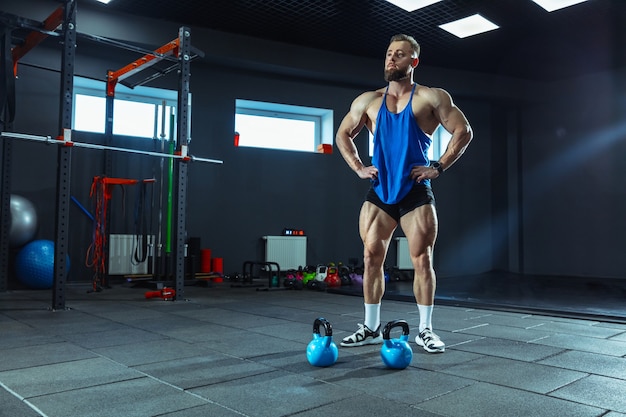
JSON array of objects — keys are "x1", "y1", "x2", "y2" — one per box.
[
  {"x1": 15, "y1": 240, "x2": 70, "y2": 290},
  {"x1": 10, "y1": 194, "x2": 38, "y2": 247}
]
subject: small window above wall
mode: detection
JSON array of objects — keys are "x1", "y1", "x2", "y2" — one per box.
[
  {"x1": 235, "y1": 99, "x2": 334, "y2": 153},
  {"x1": 73, "y1": 76, "x2": 178, "y2": 140},
  {"x1": 368, "y1": 124, "x2": 452, "y2": 161}
]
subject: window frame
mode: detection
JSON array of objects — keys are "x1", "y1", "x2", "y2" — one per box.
[
  {"x1": 235, "y1": 99, "x2": 333, "y2": 153},
  {"x1": 72, "y1": 76, "x2": 179, "y2": 140}
]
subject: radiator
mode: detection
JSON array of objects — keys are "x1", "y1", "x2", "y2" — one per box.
[
  {"x1": 263, "y1": 236, "x2": 307, "y2": 270},
  {"x1": 108, "y1": 234, "x2": 152, "y2": 275},
  {"x1": 396, "y1": 237, "x2": 413, "y2": 269}
]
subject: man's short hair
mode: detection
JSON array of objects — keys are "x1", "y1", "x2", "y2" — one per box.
[{"x1": 389, "y1": 34, "x2": 420, "y2": 58}]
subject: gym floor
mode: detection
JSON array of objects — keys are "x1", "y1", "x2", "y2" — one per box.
[{"x1": 1, "y1": 276, "x2": 626, "y2": 417}]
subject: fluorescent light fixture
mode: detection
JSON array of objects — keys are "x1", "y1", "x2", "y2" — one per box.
[
  {"x1": 531, "y1": 0, "x2": 589, "y2": 12},
  {"x1": 439, "y1": 14, "x2": 499, "y2": 38},
  {"x1": 384, "y1": 0, "x2": 443, "y2": 12},
  {"x1": 95, "y1": 0, "x2": 112, "y2": 4}
]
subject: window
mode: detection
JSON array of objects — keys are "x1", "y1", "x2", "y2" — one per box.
[
  {"x1": 235, "y1": 99, "x2": 333, "y2": 153},
  {"x1": 429, "y1": 124, "x2": 452, "y2": 161},
  {"x1": 73, "y1": 76, "x2": 178, "y2": 140},
  {"x1": 368, "y1": 124, "x2": 452, "y2": 161}
]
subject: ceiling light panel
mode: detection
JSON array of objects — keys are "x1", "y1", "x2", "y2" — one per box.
[
  {"x1": 384, "y1": 0, "x2": 443, "y2": 12},
  {"x1": 531, "y1": 0, "x2": 589, "y2": 12},
  {"x1": 438, "y1": 14, "x2": 500, "y2": 38}
]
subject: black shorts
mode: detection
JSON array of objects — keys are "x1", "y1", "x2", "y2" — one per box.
[{"x1": 365, "y1": 184, "x2": 435, "y2": 222}]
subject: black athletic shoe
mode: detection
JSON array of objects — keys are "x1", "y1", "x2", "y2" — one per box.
[{"x1": 340, "y1": 323, "x2": 383, "y2": 347}]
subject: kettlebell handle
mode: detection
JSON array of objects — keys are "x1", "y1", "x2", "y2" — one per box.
[
  {"x1": 382, "y1": 319, "x2": 410, "y2": 340},
  {"x1": 313, "y1": 317, "x2": 333, "y2": 337}
]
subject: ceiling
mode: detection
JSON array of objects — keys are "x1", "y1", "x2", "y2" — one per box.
[{"x1": 99, "y1": 0, "x2": 621, "y2": 81}]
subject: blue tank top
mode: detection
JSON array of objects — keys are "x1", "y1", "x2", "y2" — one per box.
[{"x1": 372, "y1": 84, "x2": 431, "y2": 204}]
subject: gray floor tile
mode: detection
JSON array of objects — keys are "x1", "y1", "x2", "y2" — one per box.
[
  {"x1": 441, "y1": 356, "x2": 587, "y2": 394},
  {"x1": 2, "y1": 285, "x2": 626, "y2": 416},
  {"x1": 0, "y1": 316, "x2": 30, "y2": 329},
  {"x1": 453, "y1": 335, "x2": 565, "y2": 361},
  {"x1": 249, "y1": 320, "x2": 319, "y2": 344},
  {"x1": 461, "y1": 311, "x2": 550, "y2": 328},
  {"x1": 329, "y1": 365, "x2": 475, "y2": 405},
  {"x1": 538, "y1": 350, "x2": 626, "y2": 379},
  {"x1": 594, "y1": 322, "x2": 626, "y2": 331},
  {"x1": 550, "y1": 375, "x2": 626, "y2": 413},
  {"x1": 411, "y1": 348, "x2": 485, "y2": 372},
  {"x1": 289, "y1": 395, "x2": 443, "y2": 417},
  {"x1": 174, "y1": 307, "x2": 295, "y2": 330},
  {"x1": 152, "y1": 322, "x2": 240, "y2": 343},
  {"x1": 28, "y1": 377, "x2": 207, "y2": 417},
  {"x1": 0, "y1": 342, "x2": 97, "y2": 372},
  {"x1": 254, "y1": 346, "x2": 389, "y2": 380},
  {"x1": 530, "y1": 321, "x2": 625, "y2": 338},
  {"x1": 539, "y1": 315, "x2": 602, "y2": 326},
  {"x1": 609, "y1": 331, "x2": 626, "y2": 342},
  {"x1": 418, "y1": 382, "x2": 604, "y2": 417},
  {"x1": 3, "y1": 309, "x2": 127, "y2": 336},
  {"x1": 61, "y1": 327, "x2": 168, "y2": 348},
  {"x1": 122, "y1": 314, "x2": 210, "y2": 333},
  {"x1": 0, "y1": 357, "x2": 143, "y2": 397},
  {"x1": 134, "y1": 354, "x2": 275, "y2": 389},
  {"x1": 0, "y1": 385, "x2": 41, "y2": 417},
  {"x1": 81, "y1": 305, "x2": 174, "y2": 323},
  {"x1": 456, "y1": 322, "x2": 553, "y2": 342},
  {"x1": 92, "y1": 338, "x2": 213, "y2": 366},
  {"x1": 195, "y1": 330, "x2": 307, "y2": 359},
  {"x1": 0, "y1": 331, "x2": 63, "y2": 350},
  {"x1": 530, "y1": 333, "x2": 626, "y2": 356},
  {"x1": 219, "y1": 303, "x2": 311, "y2": 319},
  {"x1": 156, "y1": 403, "x2": 247, "y2": 417},
  {"x1": 430, "y1": 329, "x2": 484, "y2": 350},
  {"x1": 189, "y1": 370, "x2": 357, "y2": 417}
]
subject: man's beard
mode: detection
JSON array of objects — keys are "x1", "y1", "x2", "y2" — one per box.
[{"x1": 384, "y1": 68, "x2": 409, "y2": 82}]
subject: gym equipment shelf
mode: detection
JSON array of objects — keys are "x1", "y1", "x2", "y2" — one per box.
[{"x1": 0, "y1": 0, "x2": 211, "y2": 308}]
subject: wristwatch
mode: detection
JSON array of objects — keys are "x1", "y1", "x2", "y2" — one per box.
[{"x1": 430, "y1": 161, "x2": 444, "y2": 174}]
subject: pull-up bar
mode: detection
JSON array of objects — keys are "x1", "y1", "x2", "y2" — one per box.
[
  {"x1": 0, "y1": 131, "x2": 223, "y2": 164},
  {"x1": 106, "y1": 38, "x2": 180, "y2": 97},
  {"x1": 10, "y1": 6, "x2": 66, "y2": 77},
  {"x1": 6, "y1": 6, "x2": 203, "y2": 86}
]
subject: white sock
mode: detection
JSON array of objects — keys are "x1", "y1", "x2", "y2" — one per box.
[
  {"x1": 417, "y1": 304, "x2": 433, "y2": 332},
  {"x1": 364, "y1": 303, "x2": 381, "y2": 331}
]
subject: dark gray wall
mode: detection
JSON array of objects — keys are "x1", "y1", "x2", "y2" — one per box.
[
  {"x1": 521, "y1": 72, "x2": 626, "y2": 278},
  {"x1": 3, "y1": 0, "x2": 624, "y2": 284}
]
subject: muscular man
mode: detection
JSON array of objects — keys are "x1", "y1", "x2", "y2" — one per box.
[{"x1": 336, "y1": 34, "x2": 473, "y2": 353}]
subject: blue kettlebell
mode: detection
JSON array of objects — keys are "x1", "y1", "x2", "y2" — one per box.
[
  {"x1": 306, "y1": 317, "x2": 338, "y2": 367},
  {"x1": 380, "y1": 320, "x2": 413, "y2": 369}
]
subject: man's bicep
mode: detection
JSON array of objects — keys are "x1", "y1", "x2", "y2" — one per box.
[
  {"x1": 442, "y1": 107, "x2": 469, "y2": 135},
  {"x1": 339, "y1": 104, "x2": 367, "y2": 139},
  {"x1": 435, "y1": 91, "x2": 468, "y2": 135}
]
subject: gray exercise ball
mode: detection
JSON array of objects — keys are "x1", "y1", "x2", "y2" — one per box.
[{"x1": 10, "y1": 195, "x2": 38, "y2": 247}]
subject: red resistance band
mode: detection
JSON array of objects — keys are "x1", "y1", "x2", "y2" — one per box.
[{"x1": 87, "y1": 176, "x2": 152, "y2": 292}]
